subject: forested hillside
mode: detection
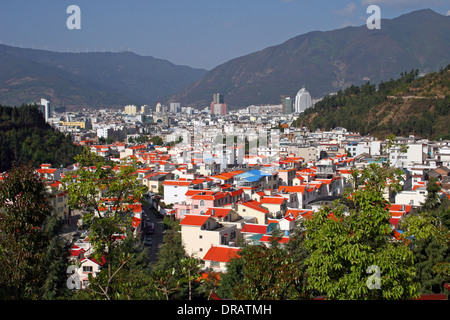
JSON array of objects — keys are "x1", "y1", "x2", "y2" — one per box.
[
  {"x1": 0, "y1": 104, "x2": 82, "y2": 172},
  {"x1": 292, "y1": 66, "x2": 450, "y2": 140}
]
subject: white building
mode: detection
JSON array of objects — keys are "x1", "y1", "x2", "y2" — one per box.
[
  {"x1": 170, "y1": 102, "x2": 181, "y2": 114},
  {"x1": 389, "y1": 143, "x2": 424, "y2": 169},
  {"x1": 41, "y1": 99, "x2": 50, "y2": 122},
  {"x1": 294, "y1": 87, "x2": 312, "y2": 113},
  {"x1": 163, "y1": 180, "x2": 192, "y2": 205}
]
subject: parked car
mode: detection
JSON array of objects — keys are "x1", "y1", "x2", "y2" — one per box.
[
  {"x1": 146, "y1": 222, "x2": 155, "y2": 234},
  {"x1": 144, "y1": 238, "x2": 153, "y2": 246}
]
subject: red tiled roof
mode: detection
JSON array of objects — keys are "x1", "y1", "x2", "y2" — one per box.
[
  {"x1": 241, "y1": 224, "x2": 268, "y2": 234},
  {"x1": 180, "y1": 215, "x2": 210, "y2": 226},
  {"x1": 163, "y1": 180, "x2": 192, "y2": 186},
  {"x1": 259, "y1": 235, "x2": 290, "y2": 244},
  {"x1": 260, "y1": 196, "x2": 286, "y2": 205},
  {"x1": 205, "y1": 208, "x2": 232, "y2": 218},
  {"x1": 132, "y1": 217, "x2": 142, "y2": 228},
  {"x1": 191, "y1": 192, "x2": 227, "y2": 201},
  {"x1": 202, "y1": 246, "x2": 241, "y2": 263},
  {"x1": 240, "y1": 201, "x2": 269, "y2": 214}
]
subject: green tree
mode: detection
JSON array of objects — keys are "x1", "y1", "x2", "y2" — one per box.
[
  {"x1": 399, "y1": 200, "x2": 450, "y2": 297},
  {"x1": 422, "y1": 177, "x2": 442, "y2": 211},
  {"x1": 221, "y1": 241, "x2": 307, "y2": 300},
  {"x1": 0, "y1": 163, "x2": 54, "y2": 299},
  {"x1": 62, "y1": 149, "x2": 148, "y2": 299},
  {"x1": 152, "y1": 219, "x2": 186, "y2": 274},
  {"x1": 304, "y1": 164, "x2": 420, "y2": 300},
  {"x1": 151, "y1": 136, "x2": 164, "y2": 146}
]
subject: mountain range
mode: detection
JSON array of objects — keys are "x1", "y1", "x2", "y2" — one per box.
[
  {"x1": 170, "y1": 9, "x2": 450, "y2": 109},
  {"x1": 0, "y1": 45, "x2": 207, "y2": 109},
  {"x1": 0, "y1": 9, "x2": 449, "y2": 110}
]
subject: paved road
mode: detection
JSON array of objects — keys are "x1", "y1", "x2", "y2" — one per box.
[{"x1": 142, "y1": 204, "x2": 164, "y2": 262}]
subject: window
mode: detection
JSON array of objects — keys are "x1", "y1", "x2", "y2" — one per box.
[
  {"x1": 199, "y1": 235, "x2": 203, "y2": 239},
  {"x1": 210, "y1": 261, "x2": 219, "y2": 268},
  {"x1": 83, "y1": 266, "x2": 93, "y2": 273},
  {"x1": 200, "y1": 200, "x2": 205, "y2": 207}
]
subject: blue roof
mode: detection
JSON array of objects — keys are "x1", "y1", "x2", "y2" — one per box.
[
  {"x1": 244, "y1": 176, "x2": 261, "y2": 182},
  {"x1": 247, "y1": 169, "x2": 272, "y2": 176},
  {"x1": 236, "y1": 169, "x2": 271, "y2": 179}
]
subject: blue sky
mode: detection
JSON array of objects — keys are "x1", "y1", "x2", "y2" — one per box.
[{"x1": 0, "y1": 0, "x2": 449, "y2": 69}]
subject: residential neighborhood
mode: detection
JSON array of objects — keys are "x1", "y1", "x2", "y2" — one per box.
[{"x1": 18, "y1": 104, "x2": 449, "y2": 289}]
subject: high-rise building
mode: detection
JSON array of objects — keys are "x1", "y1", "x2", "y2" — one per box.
[
  {"x1": 294, "y1": 87, "x2": 312, "y2": 113},
  {"x1": 170, "y1": 102, "x2": 181, "y2": 114},
  {"x1": 213, "y1": 93, "x2": 224, "y2": 104},
  {"x1": 210, "y1": 94, "x2": 227, "y2": 115},
  {"x1": 124, "y1": 105, "x2": 137, "y2": 115},
  {"x1": 141, "y1": 105, "x2": 150, "y2": 114},
  {"x1": 281, "y1": 95, "x2": 293, "y2": 114},
  {"x1": 156, "y1": 103, "x2": 163, "y2": 114},
  {"x1": 40, "y1": 99, "x2": 50, "y2": 122}
]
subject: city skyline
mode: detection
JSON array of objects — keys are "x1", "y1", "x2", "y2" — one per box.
[{"x1": 1, "y1": 1, "x2": 449, "y2": 70}]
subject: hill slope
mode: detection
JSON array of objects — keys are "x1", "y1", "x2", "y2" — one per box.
[
  {"x1": 170, "y1": 9, "x2": 450, "y2": 109},
  {"x1": 0, "y1": 45, "x2": 207, "y2": 109},
  {"x1": 0, "y1": 104, "x2": 83, "y2": 172},
  {"x1": 292, "y1": 66, "x2": 450, "y2": 140}
]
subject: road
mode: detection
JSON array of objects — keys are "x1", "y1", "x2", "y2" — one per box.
[{"x1": 142, "y1": 204, "x2": 164, "y2": 262}]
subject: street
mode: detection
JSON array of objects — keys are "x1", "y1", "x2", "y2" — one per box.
[{"x1": 142, "y1": 203, "x2": 164, "y2": 263}]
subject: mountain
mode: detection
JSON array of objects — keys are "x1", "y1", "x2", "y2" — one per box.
[
  {"x1": 0, "y1": 45, "x2": 207, "y2": 109},
  {"x1": 170, "y1": 9, "x2": 450, "y2": 109},
  {"x1": 292, "y1": 66, "x2": 450, "y2": 140}
]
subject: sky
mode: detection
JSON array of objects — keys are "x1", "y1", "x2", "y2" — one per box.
[{"x1": 0, "y1": 0, "x2": 449, "y2": 70}]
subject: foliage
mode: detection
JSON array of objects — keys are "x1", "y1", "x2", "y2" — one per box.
[
  {"x1": 152, "y1": 220, "x2": 186, "y2": 274},
  {"x1": 220, "y1": 239, "x2": 310, "y2": 300},
  {"x1": 0, "y1": 163, "x2": 68, "y2": 299},
  {"x1": 0, "y1": 104, "x2": 83, "y2": 172},
  {"x1": 303, "y1": 164, "x2": 420, "y2": 300},
  {"x1": 422, "y1": 177, "x2": 442, "y2": 211},
  {"x1": 62, "y1": 150, "x2": 148, "y2": 299},
  {"x1": 150, "y1": 136, "x2": 164, "y2": 146},
  {"x1": 399, "y1": 198, "x2": 450, "y2": 296},
  {"x1": 293, "y1": 66, "x2": 450, "y2": 140}
]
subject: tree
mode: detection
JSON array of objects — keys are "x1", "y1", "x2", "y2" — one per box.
[
  {"x1": 62, "y1": 149, "x2": 148, "y2": 299},
  {"x1": 399, "y1": 199, "x2": 450, "y2": 296},
  {"x1": 152, "y1": 219, "x2": 186, "y2": 274},
  {"x1": 303, "y1": 164, "x2": 420, "y2": 300},
  {"x1": 180, "y1": 257, "x2": 202, "y2": 300},
  {"x1": 219, "y1": 230, "x2": 309, "y2": 301},
  {"x1": 0, "y1": 163, "x2": 54, "y2": 299},
  {"x1": 151, "y1": 136, "x2": 164, "y2": 146},
  {"x1": 151, "y1": 268, "x2": 181, "y2": 300},
  {"x1": 422, "y1": 177, "x2": 442, "y2": 211}
]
